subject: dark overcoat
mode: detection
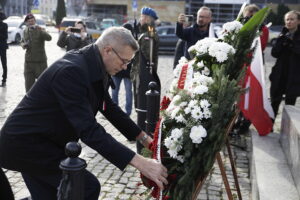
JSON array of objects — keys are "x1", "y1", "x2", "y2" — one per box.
[
  {"x1": 269, "y1": 26, "x2": 300, "y2": 98},
  {"x1": 0, "y1": 44, "x2": 141, "y2": 174}
]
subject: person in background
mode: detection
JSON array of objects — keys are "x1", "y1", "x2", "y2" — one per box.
[
  {"x1": 111, "y1": 23, "x2": 134, "y2": 116},
  {"x1": 173, "y1": 18, "x2": 193, "y2": 69},
  {"x1": 57, "y1": 20, "x2": 93, "y2": 51},
  {"x1": 176, "y1": 6, "x2": 213, "y2": 60},
  {"x1": 232, "y1": 4, "x2": 270, "y2": 135},
  {"x1": 270, "y1": 10, "x2": 300, "y2": 119},
  {"x1": 20, "y1": 13, "x2": 52, "y2": 92},
  {"x1": 130, "y1": 7, "x2": 160, "y2": 153},
  {"x1": 0, "y1": 12, "x2": 8, "y2": 87},
  {"x1": 0, "y1": 27, "x2": 168, "y2": 200}
]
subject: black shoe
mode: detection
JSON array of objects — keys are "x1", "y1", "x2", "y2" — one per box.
[{"x1": 1, "y1": 82, "x2": 6, "y2": 87}]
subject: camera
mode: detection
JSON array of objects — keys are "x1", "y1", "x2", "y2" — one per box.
[{"x1": 70, "y1": 27, "x2": 81, "y2": 33}]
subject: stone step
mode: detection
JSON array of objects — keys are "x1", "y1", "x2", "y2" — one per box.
[
  {"x1": 251, "y1": 129, "x2": 299, "y2": 200},
  {"x1": 280, "y1": 105, "x2": 300, "y2": 196}
]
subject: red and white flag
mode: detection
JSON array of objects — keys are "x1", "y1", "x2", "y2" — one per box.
[{"x1": 239, "y1": 38, "x2": 274, "y2": 136}]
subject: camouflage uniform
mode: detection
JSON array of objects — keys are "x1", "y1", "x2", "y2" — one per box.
[
  {"x1": 21, "y1": 26, "x2": 52, "y2": 92},
  {"x1": 131, "y1": 23, "x2": 160, "y2": 152}
]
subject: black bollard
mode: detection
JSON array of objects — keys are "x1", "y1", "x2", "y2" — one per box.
[
  {"x1": 146, "y1": 81, "x2": 160, "y2": 135},
  {"x1": 57, "y1": 142, "x2": 87, "y2": 200},
  {"x1": 136, "y1": 82, "x2": 160, "y2": 153}
]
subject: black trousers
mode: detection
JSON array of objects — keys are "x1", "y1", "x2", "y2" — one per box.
[
  {"x1": 0, "y1": 168, "x2": 14, "y2": 200},
  {"x1": 22, "y1": 170, "x2": 100, "y2": 200},
  {"x1": 0, "y1": 48, "x2": 7, "y2": 83}
]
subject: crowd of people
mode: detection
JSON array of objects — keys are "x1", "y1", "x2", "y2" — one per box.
[{"x1": 0, "y1": 4, "x2": 299, "y2": 200}]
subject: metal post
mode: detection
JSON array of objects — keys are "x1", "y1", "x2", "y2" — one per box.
[
  {"x1": 57, "y1": 142, "x2": 87, "y2": 200},
  {"x1": 146, "y1": 81, "x2": 160, "y2": 135},
  {"x1": 136, "y1": 81, "x2": 160, "y2": 153}
]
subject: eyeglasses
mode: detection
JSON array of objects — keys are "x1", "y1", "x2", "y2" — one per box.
[{"x1": 111, "y1": 48, "x2": 131, "y2": 66}]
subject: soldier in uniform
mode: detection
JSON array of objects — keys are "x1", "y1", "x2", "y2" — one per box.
[
  {"x1": 131, "y1": 7, "x2": 160, "y2": 153},
  {"x1": 21, "y1": 14, "x2": 52, "y2": 92}
]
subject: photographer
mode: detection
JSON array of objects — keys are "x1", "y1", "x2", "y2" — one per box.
[
  {"x1": 57, "y1": 20, "x2": 93, "y2": 51},
  {"x1": 270, "y1": 10, "x2": 300, "y2": 119},
  {"x1": 20, "y1": 13, "x2": 52, "y2": 92}
]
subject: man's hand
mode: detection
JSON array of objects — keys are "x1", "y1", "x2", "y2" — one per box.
[
  {"x1": 130, "y1": 154, "x2": 168, "y2": 190},
  {"x1": 178, "y1": 13, "x2": 186, "y2": 24}
]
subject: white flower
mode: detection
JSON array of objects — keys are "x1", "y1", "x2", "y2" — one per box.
[
  {"x1": 203, "y1": 108, "x2": 211, "y2": 119},
  {"x1": 189, "y1": 38, "x2": 218, "y2": 55},
  {"x1": 222, "y1": 21, "x2": 243, "y2": 33},
  {"x1": 184, "y1": 106, "x2": 191, "y2": 114},
  {"x1": 171, "y1": 128, "x2": 183, "y2": 139},
  {"x1": 193, "y1": 85, "x2": 208, "y2": 95},
  {"x1": 178, "y1": 56, "x2": 188, "y2": 64},
  {"x1": 191, "y1": 106, "x2": 203, "y2": 120},
  {"x1": 200, "y1": 99, "x2": 210, "y2": 108},
  {"x1": 208, "y1": 42, "x2": 235, "y2": 63},
  {"x1": 197, "y1": 61, "x2": 204, "y2": 68},
  {"x1": 164, "y1": 128, "x2": 184, "y2": 159},
  {"x1": 202, "y1": 67, "x2": 210, "y2": 76},
  {"x1": 176, "y1": 155, "x2": 185, "y2": 163},
  {"x1": 189, "y1": 125, "x2": 207, "y2": 144},
  {"x1": 179, "y1": 102, "x2": 187, "y2": 107},
  {"x1": 170, "y1": 107, "x2": 181, "y2": 119},
  {"x1": 175, "y1": 114, "x2": 186, "y2": 123}
]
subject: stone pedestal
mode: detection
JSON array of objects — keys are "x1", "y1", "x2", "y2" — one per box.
[{"x1": 280, "y1": 105, "x2": 300, "y2": 195}]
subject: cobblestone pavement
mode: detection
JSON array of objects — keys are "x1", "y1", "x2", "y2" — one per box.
[{"x1": 0, "y1": 27, "x2": 287, "y2": 200}]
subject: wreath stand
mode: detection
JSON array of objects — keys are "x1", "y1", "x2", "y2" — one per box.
[{"x1": 192, "y1": 111, "x2": 243, "y2": 200}]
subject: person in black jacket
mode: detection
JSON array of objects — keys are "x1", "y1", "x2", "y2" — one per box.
[
  {"x1": 0, "y1": 12, "x2": 8, "y2": 87},
  {"x1": 176, "y1": 6, "x2": 213, "y2": 60},
  {"x1": 269, "y1": 10, "x2": 300, "y2": 119},
  {"x1": 0, "y1": 27, "x2": 168, "y2": 200}
]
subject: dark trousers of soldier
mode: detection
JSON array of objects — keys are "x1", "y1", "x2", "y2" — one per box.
[
  {"x1": 24, "y1": 61, "x2": 47, "y2": 92},
  {"x1": 0, "y1": 168, "x2": 14, "y2": 200},
  {"x1": 0, "y1": 48, "x2": 7, "y2": 84}
]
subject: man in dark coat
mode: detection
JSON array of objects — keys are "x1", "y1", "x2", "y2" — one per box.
[
  {"x1": 0, "y1": 27, "x2": 168, "y2": 200},
  {"x1": 176, "y1": 6, "x2": 213, "y2": 60},
  {"x1": 270, "y1": 10, "x2": 300, "y2": 118},
  {"x1": 0, "y1": 12, "x2": 8, "y2": 87}
]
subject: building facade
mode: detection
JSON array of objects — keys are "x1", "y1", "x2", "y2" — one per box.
[
  {"x1": 2, "y1": 0, "x2": 31, "y2": 17},
  {"x1": 39, "y1": 0, "x2": 57, "y2": 19}
]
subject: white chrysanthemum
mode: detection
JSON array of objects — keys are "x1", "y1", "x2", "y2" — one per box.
[
  {"x1": 171, "y1": 128, "x2": 183, "y2": 139},
  {"x1": 189, "y1": 125, "x2": 207, "y2": 144},
  {"x1": 222, "y1": 21, "x2": 243, "y2": 33},
  {"x1": 189, "y1": 38, "x2": 218, "y2": 55},
  {"x1": 191, "y1": 106, "x2": 203, "y2": 120},
  {"x1": 203, "y1": 108, "x2": 212, "y2": 119},
  {"x1": 178, "y1": 56, "x2": 188, "y2": 64},
  {"x1": 175, "y1": 114, "x2": 186, "y2": 123},
  {"x1": 202, "y1": 67, "x2": 210, "y2": 76},
  {"x1": 193, "y1": 85, "x2": 208, "y2": 95},
  {"x1": 188, "y1": 100, "x2": 197, "y2": 109},
  {"x1": 179, "y1": 102, "x2": 187, "y2": 107},
  {"x1": 176, "y1": 155, "x2": 184, "y2": 163},
  {"x1": 184, "y1": 106, "x2": 191, "y2": 114},
  {"x1": 196, "y1": 61, "x2": 205, "y2": 68},
  {"x1": 200, "y1": 99, "x2": 210, "y2": 108},
  {"x1": 208, "y1": 42, "x2": 235, "y2": 63},
  {"x1": 193, "y1": 73, "x2": 213, "y2": 86},
  {"x1": 164, "y1": 128, "x2": 184, "y2": 159},
  {"x1": 170, "y1": 107, "x2": 181, "y2": 119}
]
